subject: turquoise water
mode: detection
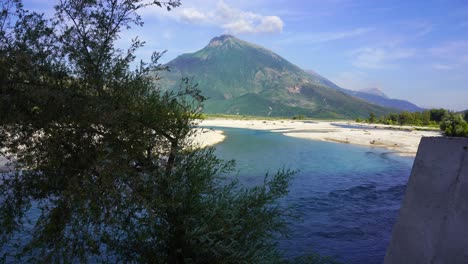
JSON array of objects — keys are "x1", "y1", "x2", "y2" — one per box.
[
  {"x1": 1, "y1": 126, "x2": 413, "y2": 263},
  {"x1": 209, "y1": 127, "x2": 414, "y2": 264}
]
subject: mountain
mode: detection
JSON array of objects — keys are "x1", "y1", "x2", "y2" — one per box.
[
  {"x1": 359, "y1": 88, "x2": 387, "y2": 98},
  {"x1": 304, "y1": 70, "x2": 423, "y2": 112},
  {"x1": 160, "y1": 35, "x2": 397, "y2": 118},
  {"x1": 341, "y1": 89, "x2": 423, "y2": 112},
  {"x1": 304, "y1": 70, "x2": 342, "y2": 90}
]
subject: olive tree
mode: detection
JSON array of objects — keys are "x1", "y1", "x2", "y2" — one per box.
[{"x1": 0, "y1": 0, "x2": 295, "y2": 263}]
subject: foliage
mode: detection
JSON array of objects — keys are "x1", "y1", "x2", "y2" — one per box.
[
  {"x1": 368, "y1": 112, "x2": 376, "y2": 123},
  {"x1": 440, "y1": 113, "x2": 468, "y2": 137},
  {"x1": 0, "y1": 0, "x2": 298, "y2": 262},
  {"x1": 292, "y1": 115, "x2": 306, "y2": 120},
  {"x1": 361, "y1": 109, "x2": 449, "y2": 127},
  {"x1": 429, "y1": 108, "x2": 449, "y2": 122},
  {"x1": 360, "y1": 108, "x2": 468, "y2": 137}
]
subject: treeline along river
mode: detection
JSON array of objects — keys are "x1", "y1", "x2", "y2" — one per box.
[{"x1": 209, "y1": 127, "x2": 414, "y2": 264}]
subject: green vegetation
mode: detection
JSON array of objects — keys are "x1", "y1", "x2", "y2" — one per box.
[
  {"x1": 292, "y1": 115, "x2": 306, "y2": 120},
  {"x1": 357, "y1": 109, "x2": 468, "y2": 137},
  {"x1": 0, "y1": 1, "x2": 329, "y2": 262},
  {"x1": 440, "y1": 113, "x2": 468, "y2": 137},
  {"x1": 369, "y1": 112, "x2": 376, "y2": 123},
  {"x1": 160, "y1": 35, "x2": 396, "y2": 119},
  {"x1": 357, "y1": 109, "x2": 448, "y2": 127}
]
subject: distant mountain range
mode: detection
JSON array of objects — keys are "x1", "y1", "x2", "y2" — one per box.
[
  {"x1": 359, "y1": 87, "x2": 388, "y2": 97},
  {"x1": 160, "y1": 35, "x2": 421, "y2": 118},
  {"x1": 342, "y1": 89, "x2": 423, "y2": 112},
  {"x1": 304, "y1": 70, "x2": 423, "y2": 112}
]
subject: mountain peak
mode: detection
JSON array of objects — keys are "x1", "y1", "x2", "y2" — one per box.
[
  {"x1": 359, "y1": 87, "x2": 388, "y2": 98},
  {"x1": 208, "y1": 34, "x2": 238, "y2": 47},
  {"x1": 162, "y1": 35, "x2": 396, "y2": 118},
  {"x1": 212, "y1": 34, "x2": 236, "y2": 41}
]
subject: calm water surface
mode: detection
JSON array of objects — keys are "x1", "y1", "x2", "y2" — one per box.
[{"x1": 208, "y1": 127, "x2": 414, "y2": 264}]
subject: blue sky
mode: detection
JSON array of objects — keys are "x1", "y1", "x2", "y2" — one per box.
[{"x1": 26, "y1": 0, "x2": 468, "y2": 110}]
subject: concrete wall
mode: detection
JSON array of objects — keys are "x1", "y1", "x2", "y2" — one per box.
[{"x1": 385, "y1": 137, "x2": 468, "y2": 264}]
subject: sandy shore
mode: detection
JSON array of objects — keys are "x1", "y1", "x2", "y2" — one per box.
[
  {"x1": 0, "y1": 120, "x2": 439, "y2": 172},
  {"x1": 190, "y1": 128, "x2": 226, "y2": 148},
  {"x1": 199, "y1": 119, "x2": 442, "y2": 156},
  {"x1": 0, "y1": 129, "x2": 226, "y2": 173}
]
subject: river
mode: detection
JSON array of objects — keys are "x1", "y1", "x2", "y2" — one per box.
[{"x1": 209, "y1": 127, "x2": 414, "y2": 264}]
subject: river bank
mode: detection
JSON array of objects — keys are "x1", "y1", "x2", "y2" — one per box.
[
  {"x1": 190, "y1": 128, "x2": 226, "y2": 148},
  {"x1": 198, "y1": 119, "x2": 442, "y2": 156},
  {"x1": 0, "y1": 119, "x2": 439, "y2": 172},
  {"x1": 0, "y1": 129, "x2": 226, "y2": 173}
]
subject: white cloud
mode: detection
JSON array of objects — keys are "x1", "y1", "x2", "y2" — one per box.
[
  {"x1": 396, "y1": 21, "x2": 433, "y2": 38},
  {"x1": 310, "y1": 28, "x2": 373, "y2": 42},
  {"x1": 351, "y1": 47, "x2": 414, "y2": 69},
  {"x1": 222, "y1": 15, "x2": 283, "y2": 34},
  {"x1": 429, "y1": 40, "x2": 468, "y2": 57},
  {"x1": 279, "y1": 27, "x2": 373, "y2": 44},
  {"x1": 258, "y1": 16, "x2": 284, "y2": 33},
  {"x1": 428, "y1": 41, "x2": 468, "y2": 71},
  {"x1": 179, "y1": 8, "x2": 209, "y2": 23},
  {"x1": 162, "y1": 0, "x2": 284, "y2": 34}
]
